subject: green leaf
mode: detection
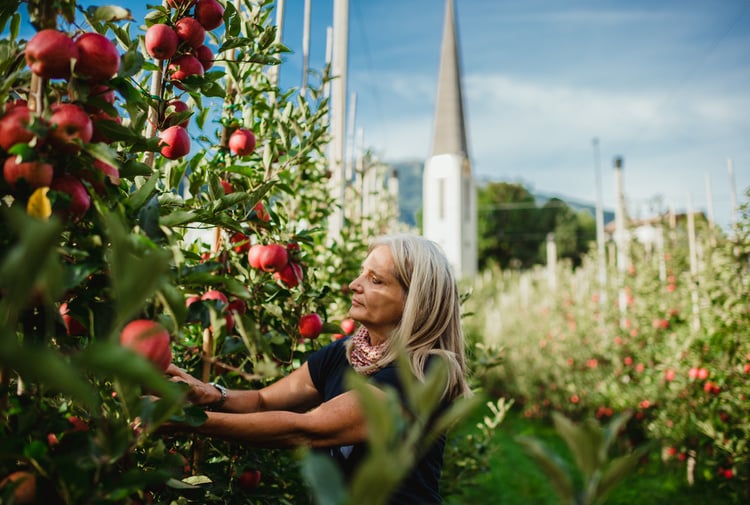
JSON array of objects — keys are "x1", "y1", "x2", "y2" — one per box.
[
  {"x1": 299, "y1": 450, "x2": 348, "y2": 505},
  {"x1": 552, "y1": 412, "x2": 602, "y2": 479},
  {"x1": 127, "y1": 171, "x2": 159, "y2": 211},
  {"x1": 516, "y1": 435, "x2": 576, "y2": 503},
  {"x1": 345, "y1": 371, "x2": 396, "y2": 446},
  {"x1": 74, "y1": 341, "x2": 184, "y2": 404},
  {"x1": 83, "y1": 142, "x2": 121, "y2": 168},
  {"x1": 92, "y1": 5, "x2": 133, "y2": 22},
  {"x1": 103, "y1": 211, "x2": 171, "y2": 328},
  {"x1": 596, "y1": 444, "x2": 652, "y2": 504},
  {"x1": 0, "y1": 207, "x2": 64, "y2": 328},
  {"x1": 0, "y1": 338, "x2": 98, "y2": 409}
]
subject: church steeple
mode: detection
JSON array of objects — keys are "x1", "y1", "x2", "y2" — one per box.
[
  {"x1": 431, "y1": 0, "x2": 468, "y2": 158},
  {"x1": 422, "y1": 0, "x2": 477, "y2": 279}
]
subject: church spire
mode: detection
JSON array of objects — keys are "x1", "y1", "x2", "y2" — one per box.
[{"x1": 431, "y1": 0, "x2": 467, "y2": 158}]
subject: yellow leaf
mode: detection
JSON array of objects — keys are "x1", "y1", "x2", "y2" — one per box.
[{"x1": 27, "y1": 187, "x2": 52, "y2": 220}]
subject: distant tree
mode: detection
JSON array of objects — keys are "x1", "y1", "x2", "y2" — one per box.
[
  {"x1": 477, "y1": 182, "x2": 544, "y2": 269},
  {"x1": 477, "y1": 183, "x2": 596, "y2": 270}
]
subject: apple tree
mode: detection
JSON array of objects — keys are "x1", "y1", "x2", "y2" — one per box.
[{"x1": 0, "y1": 0, "x2": 367, "y2": 503}]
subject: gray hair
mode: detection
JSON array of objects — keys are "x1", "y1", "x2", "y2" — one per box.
[{"x1": 347, "y1": 233, "x2": 472, "y2": 400}]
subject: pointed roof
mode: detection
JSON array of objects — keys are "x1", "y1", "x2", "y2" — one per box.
[{"x1": 431, "y1": 0, "x2": 468, "y2": 158}]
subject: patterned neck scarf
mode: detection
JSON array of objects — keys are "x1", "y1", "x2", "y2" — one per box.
[{"x1": 349, "y1": 326, "x2": 387, "y2": 375}]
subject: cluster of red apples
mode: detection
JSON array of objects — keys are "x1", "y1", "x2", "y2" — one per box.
[
  {"x1": 247, "y1": 242, "x2": 305, "y2": 289},
  {"x1": 1, "y1": 27, "x2": 123, "y2": 220},
  {"x1": 145, "y1": 0, "x2": 256, "y2": 159}
]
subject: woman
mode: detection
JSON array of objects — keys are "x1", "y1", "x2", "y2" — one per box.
[{"x1": 165, "y1": 233, "x2": 471, "y2": 503}]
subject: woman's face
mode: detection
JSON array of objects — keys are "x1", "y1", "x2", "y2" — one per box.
[{"x1": 348, "y1": 245, "x2": 406, "y2": 341}]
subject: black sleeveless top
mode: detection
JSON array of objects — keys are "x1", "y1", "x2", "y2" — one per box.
[{"x1": 307, "y1": 338, "x2": 446, "y2": 504}]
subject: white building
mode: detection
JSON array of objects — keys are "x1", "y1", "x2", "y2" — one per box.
[{"x1": 423, "y1": 0, "x2": 477, "y2": 278}]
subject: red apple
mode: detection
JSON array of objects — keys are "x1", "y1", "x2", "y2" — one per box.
[
  {"x1": 174, "y1": 17, "x2": 206, "y2": 49},
  {"x1": 4, "y1": 99, "x2": 28, "y2": 112},
  {"x1": 74, "y1": 32, "x2": 120, "y2": 82},
  {"x1": 253, "y1": 201, "x2": 270, "y2": 222},
  {"x1": 230, "y1": 232, "x2": 251, "y2": 254},
  {"x1": 159, "y1": 125, "x2": 190, "y2": 159},
  {"x1": 247, "y1": 244, "x2": 264, "y2": 269},
  {"x1": 195, "y1": 0, "x2": 225, "y2": 31},
  {"x1": 228, "y1": 128, "x2": 256, "y2": 156},
  {"x1": 273, "y1": 261, "x2": 303, "y2": 288},
  {"x1": 50, "y1": 175, "x2": 91, "y2": 220},
  {"x1": 89, "y1": 84, "x2": 116, "y2": 105},
  {"x1": 25, "y1": 29, "x2": 78, "y2": 79},
  {"x1": 164, "y1": 99, "x2": 190, "y2": 128},
  {"x1": 59, "y1": 301, "x2": 86, "y2": 336},
  {"x1": 201, "y1": 289, "x2": 228, "y2": 306},
  {"x1": 220, "y1": 179, "x2": 234, "y2": 194},
  {"x1": 341, "y1": 318, "x2": 356, "y2": 335},
  {"x1": 119, "y1": 319, "x2": 172, "y2": 372},
  {"x1": 3, "y1": 157, "x2": 53, "y2": 190},
  {"x1": 227, "y1": 297, "x2": 247, "y2": 315},
  {"x1": 90, "y1": 108, "x2": 121, "y2": 144},
  {"x1": 0, "y1": 471, "x2": 36, "y2": 505},
  {"x1": 90, "y1": 159, "x2": 120, "y2": 191},
  {"x1": 299, "y1": 313, "x2": 323, "y2": 340},
  {"x1": 0, "y1": 106, "x2": 35, "y2": 151},
  {"x1": 194, "y1": 44, "x2": 214, "y2": 71},
  {"x1": 258, "y1": 244, "x2": 288, "y2": 272},
  {"x1": 238, "y1": 469, "x2": 261, "y2": 490},
  {"x1": 48, "y1": 103, "x2": 93, "y2": 152},
  {"x1": 145, "y1": 23, "x2": 179, "y2": 60},
  {"x1": 167, "y1": 54, "x2": 204, "y2": 88}
]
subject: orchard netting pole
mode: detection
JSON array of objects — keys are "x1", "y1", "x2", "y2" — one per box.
[
  {"x1": 268, "y1": 0, "x2": 285, "y2": 88},
  {"x1": 327, "y1": 0, "x2": 348, "y2": 241},
  {"x1": 728, "y1": 157, "x2": 738, "y2": 231},
  {"x1": 613, "y1": 156, "x2": 629, "y2": 328},
  {"x1": 687, "y1": 194, "x2": 701, "y2": 333},
  {"x1": 301, "y1": 0, "x2": 311, "y2": 94},
  {"x1": 592, "y1": 138, "x2": 607, "y2": 307}
]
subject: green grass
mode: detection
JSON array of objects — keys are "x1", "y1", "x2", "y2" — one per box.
[{"x1": 444, "y1": 407, "x2": 743, "y2": 505}]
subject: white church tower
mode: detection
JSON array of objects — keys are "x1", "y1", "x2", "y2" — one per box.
[{"x1": 423, "y1": 0, "x2": 477, "y2": 278}]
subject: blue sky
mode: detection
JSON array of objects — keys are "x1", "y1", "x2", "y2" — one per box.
[
  {"x1": 10, "y1": 0, "x2": 750, "y2": 229},
  {"x1": 277, "y1": 0, "x2": 750, "y2": 230}
]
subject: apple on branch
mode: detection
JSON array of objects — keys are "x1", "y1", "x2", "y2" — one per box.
[
  {"x1": 74, "y1": 32, "x2": 121, "y2": 83},
  {"x1": 120, "y1": 319, "x2": 172, "y2": 372},
  {"x1": 228, "y1": 128, "x2": 256, "y2": 156},
  {"x1": 25, "y1": 29, "x2": 78, "y2": 79},
  {"x1": 195, "y1": 0, "x2": 225, "y2": 31},
  {"x1": 0, "y1": 105, "x2": 35, "y2": 151},
  {"x1": 159, "y1": 125, "x2": 190, "y2": 159},
  {"x1": 48, "y1": 103, "x2": 93, "y2": 153},
  {"x1": 145, "y1": 24, "x2": 179, "y2": 60}
]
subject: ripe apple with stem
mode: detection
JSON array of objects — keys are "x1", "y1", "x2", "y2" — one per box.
[
  {"x1": 50, "y1": 174, "x2": 91, "y2": 221},
  {"x1": 168, "y1": 54, "x2": 204, "y2": 88},
  {"x1": 74, "y1": 32, "x2": 121, "y2": 82},
  {"x1": 25, "y1": 29, "x2": 78, "y2": 79},
  {"x1": 120, "y1": 319, "x2": 172, "y2": 372},
  {"x1": 299, "y1": 313, "x2": 323, "y2": 340},
  {"x1": 159, "y1": 125, "x2": 190, "y2": 159},
  {"x1": 145, "y1": 23, "x2": 179, "y2": 60},
  {"x1": 3, "y1": 157, "x2": 53, "y2": 190},
  {"x1": 228, "y1": 128, "x2": 256, "y2": 156},
  {"x1": 195, "y1": 0, "x2": 225, "y2": 30},
  {"x1": 48, "y1": 103, "x2": 93, "y2": 153},
  {"x1": 0, "y1": 105, "x2": 35, "y2": 151},
  {"x1": 174, "y1": 17, "x2": 206, "y2": 49},
  {"x1": 258, "y1": 244, "x2": 288, "y2": 272}
]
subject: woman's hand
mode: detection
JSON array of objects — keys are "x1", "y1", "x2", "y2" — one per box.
[{"x1": 165, "y1": 363, "x2": 222, "y2": 407}]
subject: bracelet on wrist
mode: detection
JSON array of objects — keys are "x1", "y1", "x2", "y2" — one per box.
[{"x1": 206, "y1": 382, "x2": 227, "y2": 411}]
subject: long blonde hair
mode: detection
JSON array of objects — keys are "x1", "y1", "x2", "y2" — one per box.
[{"x1": 346, "y1": 233, "x2": 472, "y2": 401}]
